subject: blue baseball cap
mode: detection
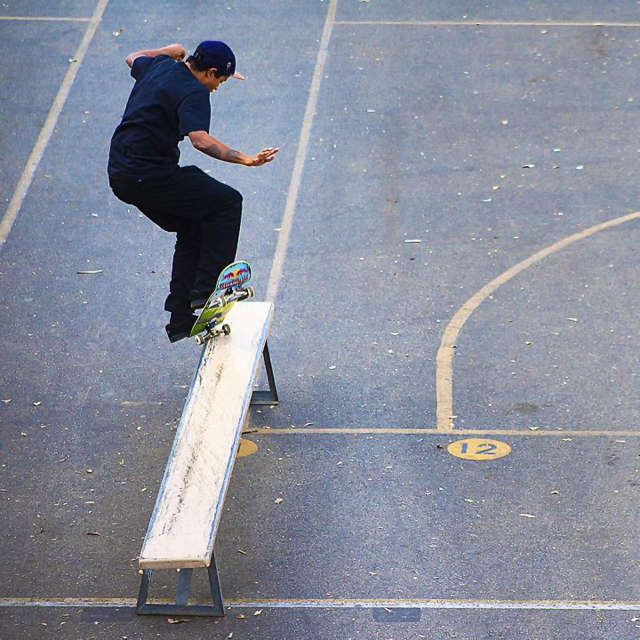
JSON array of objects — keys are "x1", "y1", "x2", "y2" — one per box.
[{"x1": 192, "y1": 40, "x2": 245, "y2": 79}]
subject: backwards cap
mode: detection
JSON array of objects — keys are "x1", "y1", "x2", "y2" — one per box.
[{"x1": 192, "y1": 40, "x2": 245, "y2": 79}]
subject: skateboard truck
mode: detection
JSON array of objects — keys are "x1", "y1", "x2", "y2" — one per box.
[{"x1": 193, "y1": 286, "x2": 255, "y2": 345}]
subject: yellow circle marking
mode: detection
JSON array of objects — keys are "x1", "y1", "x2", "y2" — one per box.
[
  {"x1": 237, "y1": 438, "x2": 258, "y2": 458},
  {"x1": 447, "y1": 438, "x2": 511, "y2": 460}
]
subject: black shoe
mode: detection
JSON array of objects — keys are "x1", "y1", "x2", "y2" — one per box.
[
  {"x1": 165, "y1": 314, "x2": 198, "y2": 343},
  {"x1": 191, "y1": 286, "x2": 237, "y2": 310},
  {"x1": 190, "y1": 289, "x2": 213, "y2": 310},
  {"x1": 190, "y1": 296, "x2": 208, "y2": 311}
]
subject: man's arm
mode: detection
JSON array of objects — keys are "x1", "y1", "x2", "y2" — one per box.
[
  {"x1": 125, "y1": 43, "x2": 185, "y2": 68},
  {"x1": 188, "y1": 130, "x2": 278, "y2": 167}
]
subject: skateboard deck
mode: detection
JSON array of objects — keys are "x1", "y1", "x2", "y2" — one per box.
[{"x1": 190, "y1": 260, "x2": 253, "y2": 343}]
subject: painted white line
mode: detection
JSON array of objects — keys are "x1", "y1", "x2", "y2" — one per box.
[
  {"x1": 0, "y1": 0, "x2": 109, "y2": 247},
  {"x1": 335, "y1": 20, "x2": 640, "y2": 28},
  {"x1": 435, "y1": 211, "x2": 640, "y2": 432},
  {"x1": 0, "y1": 598, "x2": 136, "y2": 608},
  {"x1": 0, "y1": 16, "x2": 91, "y2": 21},
  {"x1": 249, "y1": 427, "x2": 640, "y2": 437},
  {"x1": 2, "y1": 597, "x2": 638, "y2": 612},
  {"x1": 265, "y1": 0, "x2": 337, "y2": 302}
]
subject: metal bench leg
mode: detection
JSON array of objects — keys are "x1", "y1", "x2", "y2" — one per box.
[
  {"x1": 175, "y1": 568, "x2": 193, "y2": 606},
  {"x1": 136, "y1": 569, "x2": 152, "y2": 613},
  {"x1": 251, "y1": 340, "x2": 279, "y2": 405},
  {"x1": 208, "y1": 553, "x2": 224, "y2": 616},
  {"x1": 136, "y1": 554, "x2": 224, "y2": 616}
]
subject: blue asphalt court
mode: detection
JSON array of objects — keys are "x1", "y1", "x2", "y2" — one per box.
[{"x1": 1, "y1": 1, "x2": 639, "y2": 639}]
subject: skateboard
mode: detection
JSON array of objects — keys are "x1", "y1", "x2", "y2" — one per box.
[{"x1": 190, "y1": 260, "x2": 254, "y2": 344}]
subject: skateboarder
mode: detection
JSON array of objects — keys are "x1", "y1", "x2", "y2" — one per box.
[{"x1": 108, "y1": 41, "x2": 278, "y2": 342}]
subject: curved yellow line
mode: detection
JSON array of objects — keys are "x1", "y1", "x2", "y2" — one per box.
[{"x1": 435, "y1": 211, "x2": 640, "y2": 431}]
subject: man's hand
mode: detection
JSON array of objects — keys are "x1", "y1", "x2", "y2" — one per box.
[
  {"x1": 246, "y1": 147, "x2": 279, "y2": 166},
  {"x1": 164, "y1": 43, "x2": 186, "y2": 61}
]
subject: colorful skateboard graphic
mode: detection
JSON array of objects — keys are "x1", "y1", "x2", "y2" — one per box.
[{"x1": 190, "y1": 260, "x2": 253, "y2": 344}]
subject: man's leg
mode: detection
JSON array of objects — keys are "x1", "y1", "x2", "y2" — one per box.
[
  {"x1": 165, "y1": 167, "x2": 243, "y2": 304},
  {"x1": 132, "y1": 167, "x2": 243, "y2": 313},
  {"x1": 109, "y1": 169, "x2": 244, "y2": 336},
  {"x1": 190, "y1": 183, "x2": 242, "y2": 305}
]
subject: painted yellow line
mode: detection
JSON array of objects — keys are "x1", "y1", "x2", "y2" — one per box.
[
  {"x1": 0, "y1": 0, "x2": 109, "y2": 246},
  {"x1": 248, "y1": 427, "x2": 640, "y2": 437},
  {"x1": 266, "y1": 0, "x2": 337, "y2": 302},
  {"x1": 2, "y1": 596, "x2": 638, "y2": 612},
  {"x1": 435, "y1": 211, "x2": 640, "y2": 432},
  {"x1": 335, "y1": 20, "x2": 640, "y2": 28},
  {"x1": 228, "y1": 597, "x2": 640, "y2": 611},
  {"x1": 0, "y1": 16, "x2": 91, "y2": 21}
]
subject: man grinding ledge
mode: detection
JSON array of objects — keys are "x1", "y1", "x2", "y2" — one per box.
[{"x1": 108, "y1": 41, "x2": 278, "y2": 342}]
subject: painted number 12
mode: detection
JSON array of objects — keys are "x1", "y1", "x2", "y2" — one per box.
[{"x1": 459, "y1": 442, "x2": 497, "y2": 455}]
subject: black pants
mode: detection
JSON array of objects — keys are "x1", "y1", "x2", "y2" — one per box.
[{"x1": 109, "y1": 166, "x2": 242, "y2": 318}]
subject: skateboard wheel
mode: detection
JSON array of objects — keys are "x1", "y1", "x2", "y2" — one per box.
[
  {"x1": 195, "y1": 334, "x2": 205, "y2": 345},
  {"x1": 245, "y1": 286, "x2": 255, "y2": 299},
  {"x1": 222, "y1": 324, "x2": 231, "y2": 335}
]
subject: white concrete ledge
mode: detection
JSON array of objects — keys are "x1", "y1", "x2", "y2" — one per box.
[{"x1": 139, "y1": 301, "x2": 274, "y2": 570}]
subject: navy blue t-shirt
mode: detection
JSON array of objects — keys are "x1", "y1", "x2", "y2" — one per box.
[{"x1": 108, "y1": 56, "x2": 211, "y2": 178}]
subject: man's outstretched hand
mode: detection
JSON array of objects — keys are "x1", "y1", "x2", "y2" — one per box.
[{"x1": 247, "y1": 147, "x2": 279, "y2": 166}]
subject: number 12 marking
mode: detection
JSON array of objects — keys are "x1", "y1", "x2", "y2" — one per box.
[
  {"x1": 459, "y1": 442, "x2": 496, "y2": 455},
  {"x1": 447, "y1": 438, "x2": 511, "y2": 460}
]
